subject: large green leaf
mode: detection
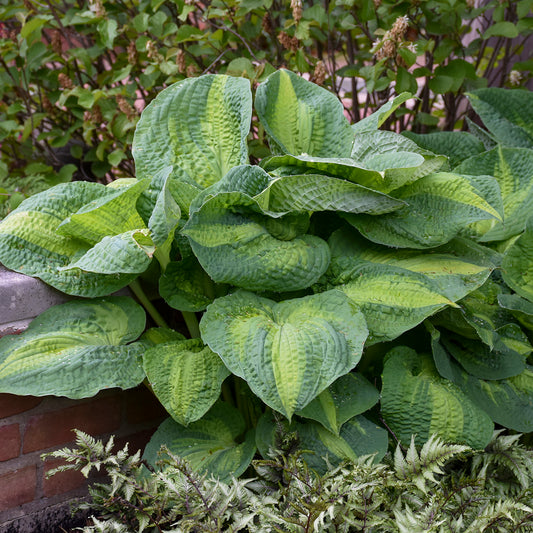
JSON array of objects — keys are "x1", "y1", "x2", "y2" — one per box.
[
  {"x1": 456, "y1": 146, "x2": 533, "y2": 241},
  {"x1": 255, "y1": 69, "x2": 353, "y2": 157},
  {"x1": 502, "y1": 217, "x2": 533, "y2": 302},
  {"x1": 133, "y1": 75, "x2": 252, "y2": 189},
  {"x1": 143, "y1": 339, "x2": 230, "y2": 426},
  {"x1": 0, "y1": 182, "x2": 137, "y2": 296},
  {"x1": 498, "y1": 293, "x2": 533, "y2": 332},
  {"x1": 295, "y1": 372, "x2": 380, "y2": 435},
  {"x1": 160, "y1": 256, "x2": 227, "y2": 312},
  {"x1": 430, "y1": 325, "x2": 533, "y2": 432},
  {"x1": 183, "y1": 170, "x2": 331, "y2": 292},
  {"x1": 402, "y1": 131, "x2": 485, "y2": 169},
  {"x1": 468, "y1": 88, "x2": 533, "y2": 149},
  {"x1": 328, "y1": 229, "x2": 497, "y2": 302},
  {"x1": 381, "y1": 346, "x2": 494, "y2": 448},
  {"x1": 0, "y1": 297, "x2": 146, "y2": 398},
  {"x1": 200, "y1": 290, "x2": 368, "y2": 419},
  {"x1": 346, "y1": 172, "x2": 503, "y2": 249},
  {"x1": 351, "y1": 130, "x2": 447, "y2": 192},
  {"x1": 56, "y1": 179, "x2": 149, "y2": 244},
  {"x1": 352, "y1": 92, "x2": 412, "y2": 134},
  {"x1": 143, "y1": 402, "x2": 256, "y2": 482}
]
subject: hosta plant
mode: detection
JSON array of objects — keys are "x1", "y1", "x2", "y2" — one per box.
[{"x1": 0, "y1": 71, "x2": 532, "y2": 481}]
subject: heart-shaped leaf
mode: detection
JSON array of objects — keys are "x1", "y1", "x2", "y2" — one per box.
[
  {"x1": 143, "y1": 339, "x2": 230, "y2": 426},
  {"x1": 296, "y1": 372, "x2": 380, "y2": 435},
  {"x1": 143, "y1": 402, "x2": 256, "y2": 482},
  {"x1": 381, "y1": 346, "x2": 494, "y2": 448},
  {"x1": 0, "y1": 297, "x2": 146, "y2": 398},
  {"x1": 256, "y1": 69, "x2": 353, "y2": 157},
  {"x1": 200, "y1": 290, "x2": 368, "y2": 419},
  {"x1": 133, "y1": 75, "x2": 252, "y2": 189}
]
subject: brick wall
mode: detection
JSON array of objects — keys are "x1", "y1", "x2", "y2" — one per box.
[
  {"x1": 0, "y1": 266, "x2": 168, "y2": 531},
  {"x1": 0, "y1": 387, "x2": 167, "y2": 530}
]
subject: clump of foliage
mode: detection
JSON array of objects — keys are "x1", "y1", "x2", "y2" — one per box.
[
  {"x1": 1, "y1": 0, "x2": 532, "y2": 216},
  {"x1": 45, "y1": 429, "x2": 533, "y2": 532},
  {"x1": 0, "y1": 70, "x2": 532, "y2": 482}
]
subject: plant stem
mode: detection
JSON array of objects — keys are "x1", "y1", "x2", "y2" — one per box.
[
  {"x1": 182, "y1": 311, "x2": 200, "y2": 338},
  {"x1": 129, "y1": 279, "x2": 169, "y2": 328}
]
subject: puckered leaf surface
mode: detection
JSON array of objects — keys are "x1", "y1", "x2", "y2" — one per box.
[
  {"x1": 0, "y1": 182, "x2": 138, "y2": 296},
  {"x1": 143, "y1": 339, "x2": 230, "y2": 426},
  {"x1": 381, "y1": 346, "x2": 494, "y2": 448},
  {"x1": 133, "y1": 75, "x2": 252, "y2": 190},
  {"x1": 0, "y1": 297, "x2": 146, "y2": 398},
  {"x1": 256, "y1": 69, "x2": 353, "y2": 157},
  {"x1": 200, "y1": 290, "x2": 368, "y2": 419},
  {"x1": 143, "y1": 402, "x2": 256, "y2": 482},
  {"x1": 456, "y1": 146, "x2": 533, "y2": 241},
  {"x1": 346, "y1": 172, "x2": 503, "y2": 248}
]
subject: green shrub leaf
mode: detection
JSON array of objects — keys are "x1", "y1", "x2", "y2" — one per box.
[{"x1": 200, "y1": 290, "x2": 368, "y2": 420}]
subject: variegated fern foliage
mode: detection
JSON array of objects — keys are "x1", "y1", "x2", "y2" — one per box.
[
  {"x1": 45, "y1": 429, "x2": 533, "y2": 532},
  {"x1": 0, "y1": 71, "x2": 532, "y2": 480}
]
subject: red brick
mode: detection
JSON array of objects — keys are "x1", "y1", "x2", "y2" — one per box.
[
  {"x1": 0, "y1": 393, "x2": 41, "y2": 418},
  {"x1": 42, "y1": 457, "x2": 87, "y2": 497},
  {"x1": 125, "y1": 386, "x2": 167, "y2": 425},
  {"x1": 23, "y1": 396, "x2": 121, "y2": 453},
  {"x1": 0, "y1": 466, "x2": 36, "y2": 511},
  {"x1": 114, "y1": 427, "x2": 159, "y2": 456},
  {"x1": 0, "y1": 423, "x2": 20, "y2": 461}
]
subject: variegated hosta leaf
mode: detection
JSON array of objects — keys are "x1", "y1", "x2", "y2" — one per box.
[
  {"x1": 143, "y1": 339, "x2": 230, "y2": 426},
  {"x1": 456, "y1": 146, "x2": 533, "y2": 241},
  {"x1": 133, "y1": 75, "x2": 252, "y2": 189},
  {"x1": 0, "y1": 297, "x2": 146, "y2": 398},
  {"x1": 256, "y1": 69, "x2": 353, "y2": 158},
  {"x1": 200, "y1": 290, "x2": 368, "y2": 420},
  {"x1": 56, "y1": 179, "x2": 149, "y2": 244},
  {"x1": 328, "y1": 228, "x2": 497, "y2": 302},
  {"x1": 430, "y1": 325, "x2": 533, "y2": 432},
  {"x1": 467, "y1": 88, "x2": 533, "y2": 149},
  {"x1": 402, "y1": 131, "x2": 485, "y2": 169},
  {"x1": 437, "y1": 329, "x2": 526, "y2": 381},
  {"x1": 381, "y1": 346, "x2": 494, "y2": 448},
  {"x1": 295, "y1": 372, "x2": 380, "y2": 435},
  {"x1": 0, "y1": 182, "x2": 137, "y2": 296},
  {"x1": 143, "y1": 402, "x2": 256, "y2": 482},
  {"x1": 346, "y1": 172, "x2": 503, "y2": 249},
  {"x1": 260, "y1": 153, "x2": 385, "y2": 190},
  {"x1": 352, "y1": 92, "x2": 412, "y2": 134},
  {"x1": 255, "y1": 173, "x2": 404, "y2": 215},
  {"x1": 60, "y1": 229, "x2": 155, "y2": 275},
  {"x1": 351, "y1": 130, "x2": 447, "y2": 192},
  {"x1": 183, "y1": 187, "x2": 330, "y2": 292},
  {"x1": 256, "y1": 411, "x2": 388, "y2": 473},
  {"x1": 326, "y1": 232, "x2": 459, "y2": 343},
  {"x1": 141, "y1": 327, "x2": 186, "y2": 346},
  {"x1": 160, "y1": 257, "x2": 228, "y2": 312},
  {"x1": 502, "y1": 217, "x2": 533, "y2": 302},
  {"x1": 498, "y1": 293, "x2": 533, "y2": 332}
]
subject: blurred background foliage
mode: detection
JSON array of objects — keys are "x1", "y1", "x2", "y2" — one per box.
[{"x1": 0, "y1": 0, "x2": 532, "y2": 216}]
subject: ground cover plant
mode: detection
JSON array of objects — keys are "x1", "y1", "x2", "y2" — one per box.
[
  {"x1": 0, "y1": 71, "x2": 532, "y2": 484},
  {"x1": 1, "y1": 0, "x2": 531, "y2": 216},
  {"x1": 45, "y1": 429, "x2": 533, "y2": 531}
]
